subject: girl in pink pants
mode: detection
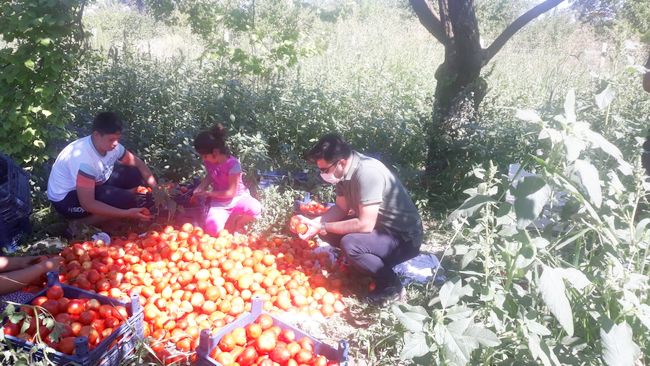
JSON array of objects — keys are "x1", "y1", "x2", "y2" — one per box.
[{"x1": 192, "y1": 124, "x2": 262, "y2": 235}]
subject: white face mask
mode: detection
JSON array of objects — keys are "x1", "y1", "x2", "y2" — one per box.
[{"x1": 320, "y1": 171, "x2": 342, "y2": 185}]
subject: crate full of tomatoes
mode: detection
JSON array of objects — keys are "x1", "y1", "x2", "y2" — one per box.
[
  {"x1": 1, "y1": 272, "x2": 144, "y2": 366},
  {"x1": 195, "y1": 297, "x2": 348, "y2": 366}
]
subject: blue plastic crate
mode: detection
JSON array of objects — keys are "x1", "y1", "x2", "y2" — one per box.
[
  {"x1": 0, "y1": 216, "x2": 31, "y2": 253},
  {"x1": 258, "y1": 171, "x2": 309, "y2": 189},
  {"x1": 293, "y1": 193, "x2": 335, "y2": 218},
  {"x1": 0, "y1": 153, "x2": 31, "y2": 225},
  {"x1": 195, "y1": 297, "x2": 349, "y2": 366},
  {"x1": 0, "y1": 272, "x2": 144, "y2": 366}
]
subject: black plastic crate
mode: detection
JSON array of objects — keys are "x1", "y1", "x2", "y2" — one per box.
[
  {"x1": 0, "y1": 272, "x2": 144, "y2": 366},
  {"x1": 195, "y1": 297, "x2": 349, "y2": 366},
  {"x1": 0, "y1": 153, "x2": 31, "y2": 226}
]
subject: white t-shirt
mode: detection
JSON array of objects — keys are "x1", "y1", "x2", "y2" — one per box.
[{"x1": 47, "y1": 136, "x2": 126, "y2": 202}]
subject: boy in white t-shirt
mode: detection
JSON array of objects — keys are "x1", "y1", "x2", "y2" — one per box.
[{"x1": 47, "y1": 112, "x2": 157, "y2": 225}]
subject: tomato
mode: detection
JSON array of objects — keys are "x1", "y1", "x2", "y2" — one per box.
[
  {"x1": 98, "y1": 305, "x2": 113, "y2": 319},
  {"x1": 299, "y1": 337, "x2": 314, "y2": 352},
  {"x1": 31, "y1": 296, "x2": 48, "y2": 306},
  {"x1": 58, "y1": 337, "x2": 76, "y2": 355},
  {"x1": 257, "y1": 358, "x2": 274, "y2": 366},
  {"x1": 46, "y1": 285, "x2": 64, "y2": 300},
  {"x1": 104, "y1": 317, "x2": 120, "y2": 329},
  {"x1": 295, "y1": 349, "x2": 313, "y2": 364},
  {"x1": 246, "y1": 323, "x2": 262, "y2": 339},
  {"x1": 41, "y1": 299, "x2": 61, "y2": 315},
  {"x1": 2, "y1": 322, "x2": 19, "y2": 337},
  {"x1": 255, "y1": 330, "x2": 277, "y2": 353},
  {"x1": 79, "y1": 325, "x2": 100, "y2": 344},
  {"x1": 313, "y1": 355, "x2": 328, "y2": 366},
  {"x1": 66, "y1": 300, "x2": 85, "y2": 315},
  {"x1": 256, "y1": 314, "x2": 273, "y2": 330},
  {"x1": 218, "y1": 334, "x2": 236, "y2": 352},
  {"x1": 236, "y1": 346, "x2": 258, "y2": 366},
  {"x1": 79, "y1": 310, "x2": 98, "y2": 325},
  {"x1": 270, "y1": 346, "x2": 291, "y2": 363},
  {"x1": 85, "y1": 299, "x2": 101, "y2": 311}
]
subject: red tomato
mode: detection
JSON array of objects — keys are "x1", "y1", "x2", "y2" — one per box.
[
  {"x1": 41, "y1": 300, "x2": 60, "y2": 315},
  {"x1": 236, "y1": 346, "x2": 258, "y2": 366},
  {"x1": 270, "y1": 346, "x2": 291, "y2": 363},
  {"x1": 79, "y1": 310, "x2": 98, "y2": 325},
  {"x1": 295, "y1": 349, "x2": 313, "y2": 364},
  {"x1": 66, "y1": 300, "x2": 85, "y2": 315},
  {"x1": 58, "y1": 337, "x2": 76, "y2": 355},
  {"x1": 46, "y1": 285, "x2": 64, "y2": 300},
  {"x1": 255, "y1": 330, "x2": 277, "y2": 353}
]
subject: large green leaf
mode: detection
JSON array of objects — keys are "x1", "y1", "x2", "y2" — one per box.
[
  {"x1": 439, "y1": 278, "x2": 471, "y2": 309},
  {"x1": 392, "y1": 304, "x2": 428, "y2": 332},
  {"x1": 512, "y1": 176, "x2": 551, "y2": 229},
  {"x1": 595, "y1": 85, "x2": 615, "y2": 110},
  {"x1": 539, "y1": 267, "x2": 573, "y2": 336},
  {"x1": 400, "y1": 331, "x2": 430, "y2": 360},
  {"x1": 573, "y1": 159, "x2": 602, "y2": 208},
  {"x1": 600, "y1": 322, "x2": 640, "y2": 366},
  {"x1": 564, "y1": 89, "x2": 576, "y2": 124}
]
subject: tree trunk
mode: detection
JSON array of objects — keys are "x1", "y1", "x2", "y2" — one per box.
[
  {"x1": 410, "y1": 0, "x2": 566, "y2": 177},
  {"x1": 425, "y1": 0, "x2": 485, "y2": 174}
]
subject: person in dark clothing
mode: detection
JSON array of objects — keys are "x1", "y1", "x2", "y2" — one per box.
[{"x1": 294, "y1": 134, "x2": 423, "y2": 305}]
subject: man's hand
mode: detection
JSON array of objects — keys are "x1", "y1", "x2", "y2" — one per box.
[
  {"x1": 297, "y1": 215, "x2": 321, "y2": 241},
  {"x1": 125, "y1": 207, "x2": 152, "y2": 221}
]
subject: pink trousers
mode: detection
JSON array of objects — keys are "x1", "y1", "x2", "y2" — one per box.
[{"x1": 205, "y1": 195, "x2": 262, "y2": 235}]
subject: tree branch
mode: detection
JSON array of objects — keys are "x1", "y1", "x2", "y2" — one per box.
[
  {"x1": 483, "y1": 0, "x2": 565, "y2": 65},
  {"x1": 409, "y1": 0, "x2": 448, "y2": 45}
]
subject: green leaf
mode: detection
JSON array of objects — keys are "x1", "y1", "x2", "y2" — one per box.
[
  {"x1": 573, "y1": 159, "x2": 602, "y2": 208},
  {"x1": 564, "y1": 89, "x2": 576, "y2": 124},
  {"x1": 392, "y1": 304, "x2": 427, "y2": 332},
  {"x1": 439, "y1": 278, "x2": 467, "y2": 309},
  {"x1": 558, "y1": 268, "x2": 591, "y2": 292},
  {"x1": 539, "y1": 267, "x2": 573, "y2": 336},
  {"x1": 601, "y1": 322, "x2": 640, "y2": 366},
  {"x1": 528, "y1": 333, "x2": 561, "y2": 366},
  {"x1": 24, "y1": 59, "x2": 35, "y2": 71},
  {"x1": 448, "y1": 195, "x2": 494, "y2": 222},
  {"x1": 38, "y1": 37, "x2": 51, "y2": 46},
  {"x1": 595, "y1": 85, "x2": 615, "y2": 110},
  {"x1": 512, "y1": 176, "x2": 551, "y2": 229},
  {"x1": 465, "y1": 326, "x2": 500, "y2": 347},
  {"x1": 400, "y1": 331, "x2": 430, "y2": 360},
  {"x1": 41, "y1": 109, "x2": 52, "y2": 117}
]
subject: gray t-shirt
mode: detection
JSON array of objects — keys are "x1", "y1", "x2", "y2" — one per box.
[{"x1": 336, "y1": 151, "x2": 423, "y2": 247}]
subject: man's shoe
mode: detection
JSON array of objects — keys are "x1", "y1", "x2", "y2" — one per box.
[{"x1": 364, "y1": 282, "x2": 406, "y2": 306}]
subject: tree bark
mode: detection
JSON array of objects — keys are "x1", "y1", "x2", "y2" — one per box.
[{"x1": 410, "y1": 0, "x2": 566, "y2": 176}]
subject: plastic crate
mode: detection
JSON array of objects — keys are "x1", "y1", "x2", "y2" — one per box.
[
  {"x1": 293, "y1": 193, "x2": 334, "y2": 218},
  {"x1": 0, "y1": 216, "x2": 31, "y2": 253},
  {"x1": 1, "y1": 272, "x2": 144, "y2": 366},
  {"x1": 0, "y1": 153, "x2": 31, "y2": 227},
  {"x1": 258, "y1": 171, "x2": 309, "y2": 189},
  {"x1": 195, "y1": 298, "x2": 349, "y2": 366}
]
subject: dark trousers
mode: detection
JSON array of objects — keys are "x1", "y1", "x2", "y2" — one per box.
[
  {"x1": 322, "y1": 227, "x2": 420, "y2": 286},
  {"x1": 51, "y1": 164, "x2": 144, "y2": 219}
]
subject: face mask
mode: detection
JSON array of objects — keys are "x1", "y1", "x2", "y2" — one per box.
[{"x1": 320, "y1": 171, "x2": 342, "y2": 184}]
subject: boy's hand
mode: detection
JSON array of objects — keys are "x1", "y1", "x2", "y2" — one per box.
[
  {"x1": 37, "y1": 257, "x2": 63, "y2": 273},
  {"x1": 125, "y1": 207, "x2": 152, "y2": 221}
]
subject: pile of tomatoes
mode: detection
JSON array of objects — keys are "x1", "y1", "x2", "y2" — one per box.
[
  {"x1": 2, "y1": 285, "x2": 128, "y2": 355},
  {"x1": 299, "y1": 201, "x2": 329, "y2": 216},
  {"x1": 55, "y1": 224, "x2": 346, "y2": 362},
  {"x1": 211, "y1": 313, "x2": 340, "y2": 366}
]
